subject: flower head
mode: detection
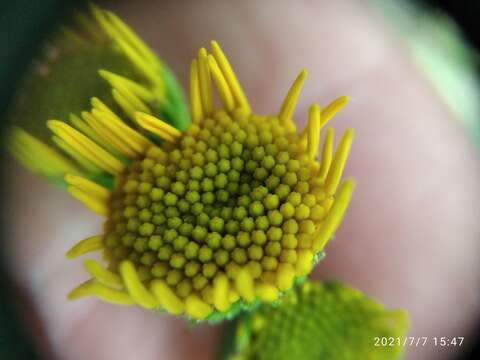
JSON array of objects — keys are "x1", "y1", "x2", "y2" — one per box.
[
  {"x1": 10, "y1": 7, "x2": 355, "y2": 321},
  {"x1": 226, "y1": 281, "x2": 409, "y2": 360}
]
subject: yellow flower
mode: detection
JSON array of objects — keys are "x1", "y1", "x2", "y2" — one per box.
[{"x1": 10, "y1": 7, "x2": 355, "y2": 321}]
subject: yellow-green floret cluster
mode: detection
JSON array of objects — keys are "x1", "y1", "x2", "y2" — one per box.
[
  {"x1": 105, "y1": 109, "x2": 334, "y2": 309},
  {"x1": 228, "y1": 281, "x2": 409, "y2": 360}
]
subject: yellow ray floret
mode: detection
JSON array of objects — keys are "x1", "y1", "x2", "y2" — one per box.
[
  {"x1": 276, "y1": 263, "x2": 295, "y2": 291},
  {"x1": 185, "y1": 295, "x2": 213, "y2": 320},
  {"x1": 135, "y1": 112, "x2": 182, "y2": 142},
  {"x1": 66, "y1": 235, "x2": 103, "y2": 259},
  {"x1": 318, "y1": 127, "x2": 334, "y2": 180},
  {"x1": 119, "y1": 260, "x2": 158, "y2": 309},
  {"x1": 47, "y1": 120, "x2": 125, "y2": 175},
  {"x1": 90, "y1": 98, "x2": 154, "y2": 153},
  {"x1": 96, "y1": 6, "x2": 163, "y2": 94},
  {"x1": 83, "y1": 258, "x2": 123, "y2": 290},
  {"x1": 65, "y1": 174, "x2": 110, "y2": 200},
  {"x1": 68, "y1": 113, "x2": 114, "y2": 153},
  {"x1": 320, "y1": 96, "x2": 350, "y2": 128},
  {"x1": 313, "y1": 178, "x2": 356, "y2": 252},
  {"x1": 198, "y1": 48, "x2": 214, "y2": 116},
  {"x1": 255, "y1": 284, "x2": 279, "y2": 302},
  {"x1": 210, "y1": 41, "x2": 250, "y2": 112},
  {"x1": 324, "y1": 128, "x2": 354, "y2": 195},
  {"x1": 100, "y1": 9, "x2": 160, "y2": 71},
  {"x1": 189, "y1": 59, "x2": 203, "y2": 123},
  {"x1": 307, "y1": 104, "x2": 321, "y2": 160},
  {"x1": 67, "y1": 186, "x2": 109, "y2": 216},
  {"x1": 115, "y1": 81, "x2": 152, "y2": 115},
  {"x1": 99, "y1": 69, "x2": 155, "y2": 102},
  {"x1": 235, "y1": 268, "x2": 255, "y2": 303},
  {"x1": 150, "y1": 280, "x2": 185, "y2": 315},
  {"x1": 8, "y1": 127, "x2": 80, "y2": 178},
  {"x1": 91, "y1": 5, "x2": 160, "y2": 87},
  {"x1": 68, "y1": 279, "x2": 134, "y2": 305},
  {"x1": 279, "y1": 69, "x2": 307, "y2": 124},
  {"x1": 51, "y1": 136, "x2": 103, "y2": 174},
  {"x1": 81, "y1": 111, "x2": 136, "y2": 157},
  {"x1": 112, "y1": 87, "x2": 150, "y2": 121},
  {"x1": 208, "y1": 55, "x2": 235, "y2": 111},
  {"x1": 295, "y1": 250, "x2": 314, "y2": 276},
  {"x1": 213, "y1": 274, "x2": 230, "y2": 312}
]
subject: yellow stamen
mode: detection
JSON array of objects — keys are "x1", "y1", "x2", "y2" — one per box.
[
  {"x1": 185, "y1": 295, "x2": 213, "y2": 320},
  {"x1": 64, "y1": 174, "x2": 110, "y2": 200},
  {"x1": 47, "y1": 120, "x2": 124, "y2": 175},
  {"x1": 208, "y1": 55, "x2": 235, "y2": 112},
  {"x1": 307, "y1": 104, "x2": 321, "y2": 159},
  {"x1": 83, "y1": 259, "x2": 123, "y2": 290},
  {"x1": 324, "y1": 128, "x2": 354, "y2": 195},
  {"x1": 235, "y1": 268, "x2": 255, "y2": 303},
  {"x1": 320, "y1": 96, "x2": 349, "y2": 128},
  {"x1": 189, "y1": 59, "x2": 203, "y2": 123},
  {"x1": 150, "y1": 280, "x2": 185, "y2": 315},
  {"x1": 119, "y1": 260, "x2": 158, "y2": 309},
  {"x1": 210, "y1": 41, "x2": 250, "y2": 112},
  {"x1": 313, "y1": 178, "x2": 356, "y2": 251},
  {"x1": 279, "y1": 69, "x2": 307, "y2": 123},
  {"x1": 67, "y1": 186, "x2": 109, "y2": 216},
  {"x1": 198, "y1": 48, "x2": 214, "y2": 115},
  {"x1": 276, "y1": 263, "x2": 295, "y2": 291},
  {"x1": 135, "y1": 112, "x2": 181, "y2": 142},
  {"x1": 67, "y1": 280, "x2": 134, "y2": 305},
  {"x1": 213, "y1": 274, "x2": 230, "y2": 312},
  {"x1": 66, "y1": 235, "x2": 103, "y2": 259},
  {"x1": 99, "y1": 69, "x2": 155, "y2": 102},
  {"x1": 318, "y1": 127, "x2": 334, "y2": 180}
]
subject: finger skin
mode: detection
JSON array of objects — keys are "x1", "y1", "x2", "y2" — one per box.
[{"x1": 5, "y1": 1, "x2": 480, "y2": 359}]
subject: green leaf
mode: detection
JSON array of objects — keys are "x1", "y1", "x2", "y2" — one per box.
[{"x1": 223, "y1": 281, "x2": 409, "y2": 360}]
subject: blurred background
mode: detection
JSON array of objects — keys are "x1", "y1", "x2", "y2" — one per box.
[{"x1": 1, "y1": 0, "x2": 479, "y2": 359}]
